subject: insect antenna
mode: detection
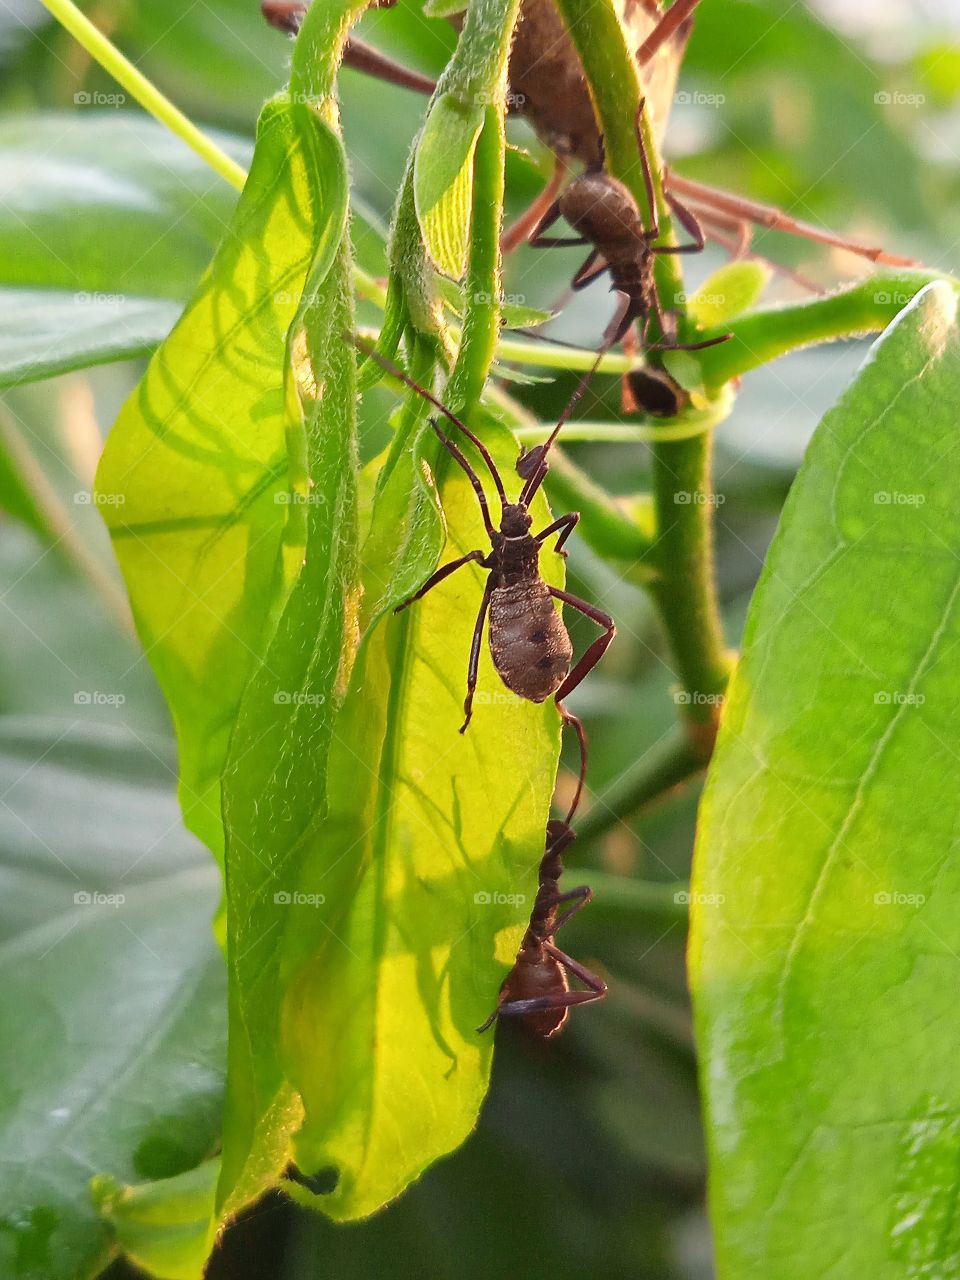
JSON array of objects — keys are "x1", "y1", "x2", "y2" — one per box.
[
  {"x1": 517, "y1": 290, "x2": 633, "y2": 503},
  {"x1": 348, "y1": 335, "x2": 508, "y2": 508}
]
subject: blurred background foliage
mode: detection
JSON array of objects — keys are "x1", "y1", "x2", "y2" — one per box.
[{"x1": 0, "y1": 1, "x2": 958, "y2": 1277}]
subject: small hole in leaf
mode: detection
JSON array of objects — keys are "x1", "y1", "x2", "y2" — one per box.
[{"x1": 285, "y1": 1163, "x2": 339, "y2": 1196}]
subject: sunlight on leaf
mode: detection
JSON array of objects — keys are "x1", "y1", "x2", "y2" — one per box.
[
  {"x1": 283, "y1": 420, "x2": 562, "y2": 1219},
  {"x1": 686, "y1": 261, "x2": 772, "y2": 327},
  {"x1": 414, "y1": 93, "x2": 484, "y2": 280},
  {"x1": 691, "y1": 282, "x2": 960, "y2": 1279},
  {"x1": 95, "y1": 97, "x2": 348, "y2": 857}
]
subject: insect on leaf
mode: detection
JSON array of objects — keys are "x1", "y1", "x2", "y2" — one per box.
[
  {"x1": 277, "y1": 415, "x2": 563, "y2": 1220},
  {"x1": 691, "y1": 282, "x2": 960, "y2": 1279}
]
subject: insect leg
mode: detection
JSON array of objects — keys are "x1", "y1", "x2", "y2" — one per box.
[
  {"x1": 528, "y1": 200, "x2": 587, "y2": 249},
  {"x1": 502, "y1": 157, "x2": 568, "y2": 255},
  {"x1": 261, "y1": 0, "x2": 305, "y2": 32},
  {"x1": 636, "y1": 0, "x2": 702, "y2": 66},
  {"x1": 487, "y1": 984, "x2": 606, "y2": 1025},
  {"x1": 652, "y1": 192, "x2": 707, "y2": 253},
  {"x1": 544, "y1": 942, "x2": 608, "y2": 996},
  {"x1": 550, "y1": 589, "x2": 616, "y2": 702},
  {"x1": 533, "y1": 511, "x2": 579, "y2": 556},
  {"x1": 459, "y1": 583, "x2": 493, "y2": 734},
  {"x1": 665, "y1": 170, "x2": 917, "y2": 266},
  {"x1": 571, "y1": 249, "x2": 609, "y2": 291},
  {"x1": 634, "y1": 100, "x2": 660, "y2": 240},
  {"x1": 557, "y1": 704, "x2": 588, "y2": 823},
  {"x1": 264, "y1": 4, "x2": 439, "y2": 96},
  {"x1": 394, "y1": 549, "x2": 486, "y2": 614},
  {"x1": 545, "y1": 885, "x2": 593, "y2": 935}
]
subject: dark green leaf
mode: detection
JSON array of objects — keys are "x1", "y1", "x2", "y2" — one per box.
[
  {"x1": 0, "y1": 719, "x2": 224, "y2": 1280},
  {"x1": 0, "y1": 288, "x2": 180, "y2": 389}
]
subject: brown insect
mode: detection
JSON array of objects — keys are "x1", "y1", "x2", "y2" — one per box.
[
  {"x1": 263, "y1": 0, "x2": 915, "y2": 271},
  {"x1": 354, "y1": 340, "x2": 615, "y2": 814},
  {"x1": 477, "y1": 817, "x2": 606, "y2": 1037},
  {"x1": 530, "y1": 107, "x2": 733, "y2": 355}
]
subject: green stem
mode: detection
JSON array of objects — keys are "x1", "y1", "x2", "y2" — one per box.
[
  {"x1": 553, "y1": 0, "x2": 729, "y2": 749},
  {"x1": 444, "y1": 106, "x2": 505, "y2": 415},
  {"x1": 695, "y1": 269, "x2": 959, "y2": 389},
  {"x1": 38, "y1": 0, "x2": 247, "y2": 191},
  {"x1": 576, "y1": 724, "x2": 706, "y2": 844},
  {"x1": 587, "y1": 871, "x2": 690, "y2": 925},
  {"x1": 41, "y1": 0, "x2": 385, "y2": 301}
]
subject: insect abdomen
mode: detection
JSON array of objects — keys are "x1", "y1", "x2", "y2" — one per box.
[{"x1": 489, "y1": 581, "x2": 573, "y2": 702}]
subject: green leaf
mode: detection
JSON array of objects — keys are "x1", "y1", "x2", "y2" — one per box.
[
  {"x1": 0, "y1": 288, "x2": 180, "y2": 389},
  {"x1": 95, "y1": 97, "x2": 348, "y2": 857},
  {"x1": 285, "y1": 421, "x2": 561, "y2": 1220},
  {"x1": 0, "y1": 718, "x2": 224, "y2": 1280},
  {"x1": 414, "y1": 92, "x2": 485, "y2": 279},
  {"x1": 691, "y1": 282, "x2": 960, "y2": 1278},
  {"x1": 92, "y1": 1160, "x2": 219, "y2": 1280},
  {"x1": 412, "y1": 0, "x2": 521, "y2": 280},
  {"x1": 0, "y1": 113, "x2": 246, "y2": 301},
  {"x1": 684, "y1": 261, "x2": 772, "y2": 328},
  {"x1": 216, "y1": 234, "x2": 358, "y2": 1220}
]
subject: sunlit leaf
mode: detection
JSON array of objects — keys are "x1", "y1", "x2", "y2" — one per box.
[
  {"x1": 95, "y1": 98, "x2": 348, "y2": 856},
  {"x1": 685, "y1": 261, "x2": 772, "y2": 327},
  {"x1": 691, "y1": 282, "x2": 960, "y2": 1278},
  {"x1": 92, "y1": 1160, "x2": 219, "y2": 1280},
  {"x1": 414, "y1": 93, "x2": 484, "y2": 279},
  {"x1": 283, "y1": 419, "x2": 562, "y2": 1219}
]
